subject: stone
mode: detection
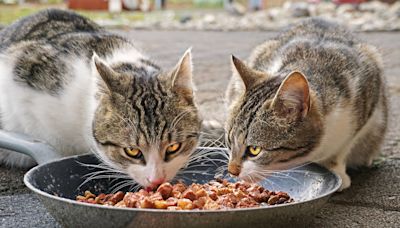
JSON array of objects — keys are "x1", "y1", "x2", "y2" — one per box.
[
  {"x1": 283, "y1": 1, "x2": 311, "y2": 17},
  {"x1": 179, "y1": 15, "x2": 192, "y2": 24},
  {"x1": 359, "y1": 1, "x2": 389, "y2": 13}
]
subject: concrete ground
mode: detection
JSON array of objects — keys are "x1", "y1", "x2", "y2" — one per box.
[{"x1": 0, "y1": 30, "x2": 399, "y2": 227}]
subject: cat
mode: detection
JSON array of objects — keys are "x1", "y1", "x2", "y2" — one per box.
[
  {"x1": 0, "y1": 9, "x2": 201, "y2": 189},
  {"x1": 224, "y1": 18, "x2": 388, "y2": 191}
]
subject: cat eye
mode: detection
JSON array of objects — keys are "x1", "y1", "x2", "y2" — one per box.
[
  {"x1": 124, "y1": 147, "x2": 142, "y2": 159},
  {"x1": 166, "y1": 143, "x2": 182, "y2": 155},
  {"x1": 246, "y1": 146, "x2": 262, "y2": 157}
]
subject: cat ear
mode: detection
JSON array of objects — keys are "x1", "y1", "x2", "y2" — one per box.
[
  {"x1": 92, "y1": 52, "x2": 121, "y2": 92},
  {"x1": 231, "y1": 55, "x2": 268, "y2": 90},
  {"x1": 271, "y1": 71, "x2": 310, "y2": 121},
  {"x1": 171, "y1": 48, "x2": 194, "y2": 100}
]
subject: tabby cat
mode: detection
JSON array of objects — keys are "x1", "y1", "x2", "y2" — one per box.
[
  {"x1": 225, "y1": 18, "x2": 387, "y2": 190},
  {"x1": 0, "y1": 9, "x2": 201, "y2": 189}
]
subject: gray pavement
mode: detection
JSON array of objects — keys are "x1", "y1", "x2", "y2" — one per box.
[{"x1": 1, "y1": 31, "x2": 399, "y2": 227}]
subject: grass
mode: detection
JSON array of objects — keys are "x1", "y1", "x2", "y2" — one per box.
[
  {"x1": 0, "y1": 5, "x2": 45, "y2": 25},
  {"x1": 0, "y1": 4, "x2": 147, "y2": 25}
]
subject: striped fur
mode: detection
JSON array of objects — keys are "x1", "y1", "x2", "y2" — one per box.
[
  {"x1": 225, "y1": 18, "x2": 388, "y2": 191},
  {"x1": 0, "y1": 9, "x2": 201, "y2": 188}
]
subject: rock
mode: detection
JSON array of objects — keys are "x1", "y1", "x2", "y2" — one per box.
[
  {"x1": 203, "y1": 14, "x2": 216, "y2": 24},
  {"x1": 93, "y1": 1, "x2": 400, "y2": 32},
  {"x1": 283, "y1": 2, "x2": 311, "y2": 17},
  {"x1": 267, "y1": 7, "x2": 283, "y2": 21},
  {"x1": 226, "y1": 2, "x2": 247, "y2": 16},
  {"x1": 359, "y1": 1, "x2": 389, "y2": 13},
  {"x1": 314, "y1": 2, "x2": 336, "y2": 16},
  {"x1": 180, "y1": 15, "x2": 192, "y2": 24},
  {"x1": 389, "y1": 1, "x2": 400, "y2": 17},
  {"x1": 336, "y1": 4, "x2": 357, "y2": 15}
]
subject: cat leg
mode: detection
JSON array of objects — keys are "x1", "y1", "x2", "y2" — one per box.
[
  {"x1": 321, "y1": 90, "x2": 387, "y2": 191},
  {"x1": 347, "y1": 124, "x2": 386, "y2": 167},
  {"x1": 320, "y1": 149, "x2": 352, "y2": 191},
  {"x1": 322, "y1": 102, "x2": 387, "y2": 191},
  {"x1": 348, "y1": 44, "x2": 388, "y2": 167},
  {"x1": 346, "y1": 102, "x2": 387, "y2": 167}
]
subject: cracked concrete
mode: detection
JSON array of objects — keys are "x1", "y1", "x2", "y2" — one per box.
[{"x1": 0, "y1": 30, "x2": 399, "y2": 227}]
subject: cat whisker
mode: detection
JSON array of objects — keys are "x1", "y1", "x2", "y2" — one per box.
[
  {"x1": 268, "y1": 173, "x2": 303, "y2": 186},
  {"x1": 183, "y1": 163, "x2": 214, "y2": 169},
  {"x1": 264, "y1": 169, "x2": 325, "y2": 175},
  {"x1": 199, "y1": 132, "x2": 226, "y2": 148},
  {"x1": 187, "y1": 152, "x2": 218, "y2": 162},
  {"x1": 111, "y1": 180, "x2": 138, "y2": 193},
  {"x1": 84, "y1": 174, "x2": 131, "y2": 181},
  {"x1": 129, "y1": 184, "x2": 142, "y2": 192},
  {"x1": 81, "y1": 168, "x2": 126, "y2": 177},
  {"x1": 173, "y1": 174, "x2": 194, "y2": 183},
  {"x1": 77, "y1": 161, "x2": 119, "y2": 172},
  {"x1": 251, "y1": 172, "x2": 283, "y2": 190},
  {"x1": 178, "y1": 170, "x2": 214, "y2": 175},
  {"x1": 251, "y1": 169, "x2": 304, "y2": 186}
]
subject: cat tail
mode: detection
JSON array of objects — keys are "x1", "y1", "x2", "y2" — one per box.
[
  {"x1": 0, "y1": 149, "x2": 36, "y2": 168},
  {"x1": 0, "y1": 126, "x2": 36, "y2": 168},
  {"x1": 199, "y1": 120, "x2": 226, "y2": 148}
]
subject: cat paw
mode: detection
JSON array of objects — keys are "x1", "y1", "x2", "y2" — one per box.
[{"x1": 337, "y1": 172, "x2": 351, "y2": 192}]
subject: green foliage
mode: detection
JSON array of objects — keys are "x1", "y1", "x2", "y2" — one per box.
[
  {"x1": 193, "y1": 0, "x2": 223, "y2": 8},
  {"x1": 0, "y1": 6, "x2": 147, "y2": 26},
  {"x1": 0, "y1": 6, "x2": 42, "y2": 25}
]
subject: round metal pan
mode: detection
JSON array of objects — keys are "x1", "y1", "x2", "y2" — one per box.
[{"x1": 0, "y1": 130, "x2": 341, "y2": 228}]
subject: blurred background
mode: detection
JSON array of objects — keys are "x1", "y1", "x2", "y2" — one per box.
[{"x1": 0, "y1": 0, "x2": 399, "y2": 33}]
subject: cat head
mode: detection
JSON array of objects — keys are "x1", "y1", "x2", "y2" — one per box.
[
  {"x1": 91, "y1": 49, "x2": 201, "y2": 189},
  {"x1": 225, "y1": 56, "x2": 323, "y2": 182}
]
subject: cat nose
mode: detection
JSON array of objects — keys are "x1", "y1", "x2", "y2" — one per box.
[
  {"x1": 149, "y1": 178, "x2": 165, "y2": 186},
  {"x1": 228, "y1": 164, "x2": 241, "y2": 176}
]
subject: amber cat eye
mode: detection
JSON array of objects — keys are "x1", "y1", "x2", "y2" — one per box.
[
  {"x1": 246, "y1": 146, "x2": 261, "y2": 157},
  {"x1": 124, "y1": 147, "x2": 142, "y2": 159},
  {"x1": 166, "y1": 143, "x2": 181, "y2": 154}
]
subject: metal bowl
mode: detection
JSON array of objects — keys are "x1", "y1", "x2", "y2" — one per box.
[{"x1": 25, "y1": 150, "x2": 340, "y2": 228}]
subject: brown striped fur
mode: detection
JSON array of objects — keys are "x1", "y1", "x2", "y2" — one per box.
[
  {"x1": 225, "y1": 18, "x2": 388, "y2": 191},
  {"x1": 0, "y1": 10, "x2": 201, "y2": 188}
]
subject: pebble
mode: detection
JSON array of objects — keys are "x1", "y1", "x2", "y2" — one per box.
[{"x1": 92, "y1": 1, "x2": 400, "y2": 32}]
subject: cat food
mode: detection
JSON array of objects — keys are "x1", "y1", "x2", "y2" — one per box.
[{"x1": 76, "y1": 179, "x2": 294, "y2": 210}]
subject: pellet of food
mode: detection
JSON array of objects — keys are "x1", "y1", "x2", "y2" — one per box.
[{"x1": 76, "y1": 179, "x2": 294, "y2": 210}]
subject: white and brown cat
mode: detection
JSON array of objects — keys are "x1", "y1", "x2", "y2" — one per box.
[
  {"x1": 0, "y1": 9, "x2": 201, "y2": 189},
  {"x1": 225, "y1": 18, "x2": 388, "y2": 191}
]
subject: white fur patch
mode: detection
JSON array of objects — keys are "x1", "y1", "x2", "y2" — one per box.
[
  {"x1": 310, "y1": 103, "x2": 355, "y2": 162},
  {"x1": 239, "y1": 160, "x2": 258, "y2": 181},
  {"x1": 105, "y1": 46, "x2": 144, "y2": 64},
  {"x1": 0, "y1": 55, "x2": 98, "y2": 166},
  {"x1": 105, "y1": 46, "x2": 160, "y2": 75}
]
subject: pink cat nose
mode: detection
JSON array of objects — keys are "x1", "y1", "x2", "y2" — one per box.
[{"x1": 150, "y1": 178, "x2": 165, "y2": 186}]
